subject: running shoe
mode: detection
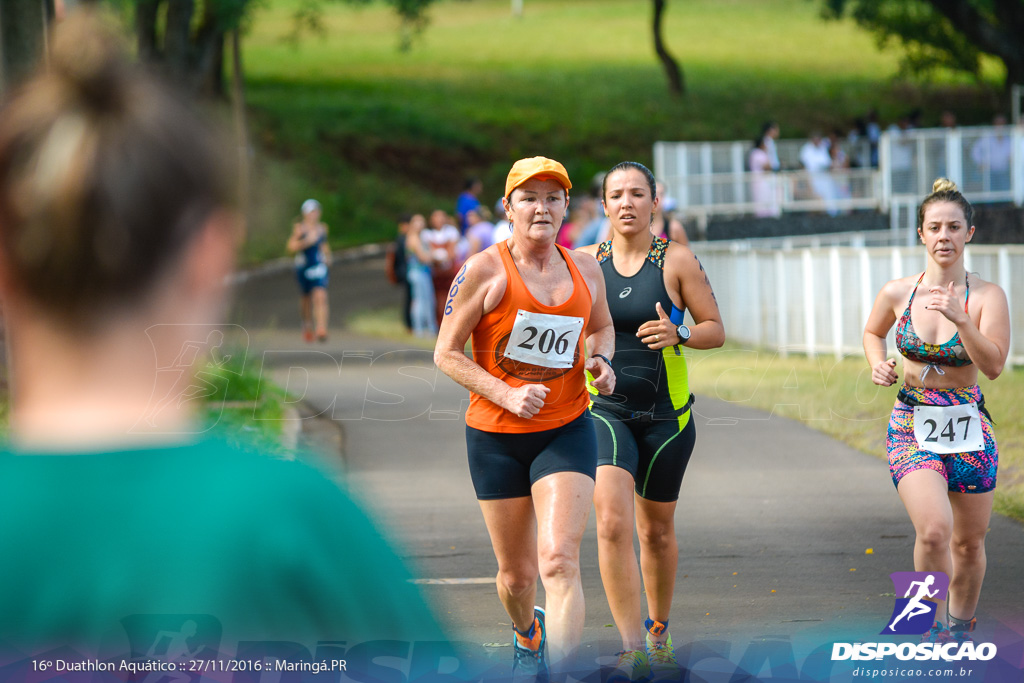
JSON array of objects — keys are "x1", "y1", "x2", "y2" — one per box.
[
  {"x1": 512, "y1": 607, "x2": 547, "y2": 680},
  {"x1": 921, "y1": 621, "x2": 951, "y2": 644},
  {"x1": 606, "y1": 648, "x2": 650, "y2": 683},
  {"x1": 949, "y1": 616, "x2": 976, "y2": 643},
  {"x1": 645, "y1": 631, "x2": 680, "y2": 682},
  {"x1": 303, "y1": 328, "x2": 314, "y2": 343}
]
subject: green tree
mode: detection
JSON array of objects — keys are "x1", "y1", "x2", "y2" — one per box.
[
  {"x1": 822, "y1": 0, "x2": 1024, "y2": 90},
  {"x1": 124, "y1": 0, "x2": 436, "y2": 97}
]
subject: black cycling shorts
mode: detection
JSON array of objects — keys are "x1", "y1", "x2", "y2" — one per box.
[
  {"x1": 466, "y1": 411, "x2": 597, "y2": 500},
  {"x1": 590, "y1": 405, "x2": 696, "y2": 503}
]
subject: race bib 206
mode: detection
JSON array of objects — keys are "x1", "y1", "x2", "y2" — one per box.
[{"x1": 502, "y1": 310, "x2": 583, "y2": 370}]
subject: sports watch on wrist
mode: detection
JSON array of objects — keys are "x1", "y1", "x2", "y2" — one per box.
[{"x1": 675, "y1": 324, "x2": 691, "y2": 344}]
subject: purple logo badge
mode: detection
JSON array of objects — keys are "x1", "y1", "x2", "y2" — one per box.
[{"x1": 881, "y1": 571, "x2": 950, "y2": 635}]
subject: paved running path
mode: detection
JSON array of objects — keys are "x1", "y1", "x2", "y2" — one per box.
[{"x1": 230, "y1": 258, "x2": 1024, "y2": 682}]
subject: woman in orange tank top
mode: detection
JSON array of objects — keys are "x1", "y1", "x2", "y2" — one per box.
[{"x1": 435, "y1": 157, "x2": 616, "y2": 678}]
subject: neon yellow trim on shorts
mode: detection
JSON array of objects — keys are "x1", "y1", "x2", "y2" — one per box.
[{"x1": 662, "y1": 346, "x2": 691, "y2": 429}]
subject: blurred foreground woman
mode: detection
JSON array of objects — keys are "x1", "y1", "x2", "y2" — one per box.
[{"x1": 0, "y1": 11, "x2": 444, "y2": 654}]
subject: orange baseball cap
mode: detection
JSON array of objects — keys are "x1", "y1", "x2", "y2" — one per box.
[{"x1": 504, "y1": 157, "x2": 572, "y2": 197}]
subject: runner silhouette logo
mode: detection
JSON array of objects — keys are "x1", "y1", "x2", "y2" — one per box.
[{"x1": 881, "y1": 571, "x2": 949, "y2": 635}]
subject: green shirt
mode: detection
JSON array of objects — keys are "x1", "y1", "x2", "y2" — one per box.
[{"x1": 0, "y1": 438, "x2": 444, "y2": 653}]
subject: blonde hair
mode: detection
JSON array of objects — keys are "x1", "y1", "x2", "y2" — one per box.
[
  {"x1": 0, "y1": 10, "x2": 234, "y2": 329},
  {"x1": 917, "y1": 177, "x2": 974, "y2": 230}
]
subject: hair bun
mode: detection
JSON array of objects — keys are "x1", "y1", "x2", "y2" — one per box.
[
  {"x1": 48, "y1": 11, "x2": 127, "y2": 112},
  {"x1": 932, "y1": 178, "x2": 958, "y2": 194}
]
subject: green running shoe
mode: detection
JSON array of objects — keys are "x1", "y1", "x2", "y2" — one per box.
[
  {"x1": 646, "y1": 631, "x2": 680, "y2": 682},
  {"x1": 606, "y1": 648, "x2": 651, "y2": 683}
]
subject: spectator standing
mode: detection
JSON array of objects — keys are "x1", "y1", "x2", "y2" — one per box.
[
  {"x1": 800, "y1": 131, "x2": 840, "y2": 216},
  {"x1": 424, "y1": 209, "x2": 460, "y2": 323},
  {"x1": 749, "y1": 137, "x2": 780, "y2": 218},
  {"x1": 866, "y1": 108, "x2": 882, "y2": 168},
  {"x1": 492, "y1": 198, "x2": 512, "y2": 243},
  {"x1": 760, "y1": 120, "x2": 782, "y2": 171},
  {"x1": 464, "y1": 207, "x2": 496, "y2": 259},
  {"x1": 387, "y1": 214, "x2": 413, "y2": 333},
  {"x1": 829, "y1": 128, "x2": 852, "y2": 204},
  {"x1": 405, "y1": 214, "x2": 437, "y2": 337},
  {"x1": 653, "y1": 182, "x2": 692, "y2": 241},
  {"x1": 971, "y1": 115, "x2": 1012, "y2": 192},
  {"x1": 889, "y1": 115, "x2": 916, "y2": 195},
  {"x1": 456, "y1": 177, "x2": 483, "y2": 231}
]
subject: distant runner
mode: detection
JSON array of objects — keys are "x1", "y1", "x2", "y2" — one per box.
[{"x1": 287, "y1": 198, "x2": 331, "y2": 342}]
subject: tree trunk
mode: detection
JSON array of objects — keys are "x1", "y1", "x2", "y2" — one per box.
[
  {"x1": 230, "y1": 29, "x2": 251, "y2": 223},
  {"x1": 0, "y1": 0, "x2": 52, "y2": 91},
  {"x1": 135, "y1": 0, "x2": 161, "y2": 63},
  {"x1": 190, "y1": 5, "x2": 225, "y2": 97},
  {"x1": 652, "y1": 0, "x2": 684, "y2": 96},
  {"x1": 164, "y1": 0, "x2": 195, "y2": 83}
]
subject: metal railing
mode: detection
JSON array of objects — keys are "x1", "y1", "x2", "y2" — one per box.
[
  {"x1": 662, "y1": 168, "x2": 880, "y2": 223},
  {"x1": 654, "y1": 125, "x2": 1024, "y2": 225},
  {"x1": 691, "y1": 243, "x2": 1022, "y2": 365}
]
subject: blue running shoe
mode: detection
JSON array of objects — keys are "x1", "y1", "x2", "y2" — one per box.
[
  {"x1": 512, "y1": 607, "x2": 547, "y2": 679},
  {"x1": 949, "y1": 616, "x2": 976, "y2": 643},
  {"x1": 922, "y1": 621, "x2": 951, "y2": 644}
]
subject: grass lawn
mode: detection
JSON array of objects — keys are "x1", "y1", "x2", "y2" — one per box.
[
  {"x1": 202, "y1": 350, "x2": 293, "y2": 456},
  {"x1": 238, "y1": 0, "x2": 1005, "y2": 261}
]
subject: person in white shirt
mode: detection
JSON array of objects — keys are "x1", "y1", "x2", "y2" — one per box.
[
  {"x1": 423, "y1": 209, "x2": 461, "y2": 322},
  {"x1": 800, "y1": 131, "x2": 840, "y2": 216},
  {"x1": 970, "y1": 115, "x2": 1012, "y2": 193}
]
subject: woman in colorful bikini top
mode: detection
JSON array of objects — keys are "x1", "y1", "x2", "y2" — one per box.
[
  {"x1": 863, "y1": 178, "x2": 1010, "y2": 645},
  {"x1": 894, "y1": 270, "x2": 973, "y2": 381}
]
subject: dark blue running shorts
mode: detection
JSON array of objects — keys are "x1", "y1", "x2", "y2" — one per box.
[
  {"x1": 590, "y1": 405, "x2": 696, "y2": 503},
  {"x1": 296, "y1": 265, "x2": 329, "y2": 295},
  {"x1": 466, "y1": 411, "x2": 597, "y2": 500}
]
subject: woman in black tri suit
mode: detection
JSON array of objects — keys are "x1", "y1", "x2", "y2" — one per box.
[{"x1": 577, "y1": 161, "x2": 724, "y2": 682}]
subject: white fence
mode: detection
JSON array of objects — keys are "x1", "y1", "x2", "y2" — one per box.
[
  {"x1": 661, "y1": 168, "x2": 880, "y2": 220},
  {"x1": 881, "y1": 125, "x2": 1024, "y2": 206},
  {"x1": 693, "y1": 243, "x2": 1023, "y2": 365},
  {"x1": 655, "y1": 125, "x2": 1024, "y2": 225}
]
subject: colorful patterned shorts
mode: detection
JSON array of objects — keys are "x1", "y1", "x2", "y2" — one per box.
[{"x1": 887, "y1": 385, "x2": 997, "y2": 493}]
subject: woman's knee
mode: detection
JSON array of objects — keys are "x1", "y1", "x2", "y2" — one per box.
[
  {"x1": 950, "y1": 533, "x2": 987, "y2": 563},
  {"x1": 497, "y1": 564, "x2": 538, "y2": 597},
  {"x1": 636, "y1": 517, "x2": 674, "y2": 549},
  {"x1": 916, "y1": 520, "x2": 953, "y2": 553},
  {"x1": 595, "y1": 506, "x2": 633, "y2": 545},
  {"x1": 538, "y1": 547, "x2": 581, "y2": 587}
]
